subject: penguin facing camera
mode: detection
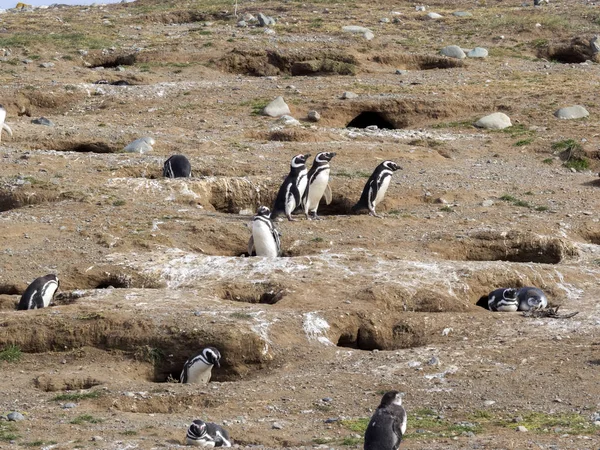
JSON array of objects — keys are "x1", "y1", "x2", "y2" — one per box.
[
  {"x1": 248, "y1": 206, "x2": 281, "y2": 257},
  {"x1": 302, "y1": 151, "x2": 336, "y2": 220}
]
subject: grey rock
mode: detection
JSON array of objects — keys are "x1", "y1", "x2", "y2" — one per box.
[
  {"x1": 342, "y1": 25, "x2": 374, "y2": 41},
  {"x1": 554, "y1": 105, "x2": 589, "y2": 120},
  {"x1": 483, "y1": 400, "x2": 496, "y2": 406},
  {"x1": 590, "y1": 35, "x2": 600, "y2": 54},
  {"x1": 482, "y1": 199, "x2": 494, "y2": 207},
  {"x1": 453, "y1": 11, "x2": 473, "y2": 17},
  {"x1": 322, "y1": 397, "x2": 333, "y2": 402},
  {"x1": 31, "y1": 117, "x2": 54, "y2": 126},
  {"x1": 513, "y1": 416, "x2": 524, "y2": 423},
  {"x1": 22, "y1": 59, "x2": 33, "y2": 64},
  {"x1": 257, "y1": 13, "x2": 275, "y2": 27},
  {"x1": 365, "y1": 125, "x2": 378, "y2": 131},
  {"x1": 307, "y1": 110, "x2": 321, "y2": 122},
  {"x1": 440, "y1": 45, "x2": 466, "y2": 59},
  {"x1": 467, "y1": 47, "x2": 488, "y2": 58},
  {"x1": 242, "y1": 13, "x2": 256, "y2": 22},
  {"x1": 277, "y1": 115, "x2": 300, "y2": 127},
  {"x1": 124, "y1": 137, "x2": 155, "y2": 154},
  {"x1": 262, "y1": 96, "x2": 290, "y2": 117},
  {"x1": 474, "y1": 112, "x2": 512, "y2": 130},
  {"x1": 380, "y1": 17, "x2": 390, "y2": 23},
  {"x1": 516, "y1": 426, "x2": 528, "y2": 432},
  {"x1": 415, "y1": 5, "x2": 426, "y2": 11},
  {"x1": 7, "y1": 412, "x2": 24, "y2": 421},
  {"x1": 272, "y1": 422, "x2": 284, "y2": 429},
  {"x1": 40, "y1": 62, "x2": 55, "y2": 68},
  {"x1": 237, "y1": 20, "x2": 247, "y2": 27},
  {"x1": 63, "y1": 402, "x2": 77, "y2": 409},
  {"x1": 428, "y1": 356, "x2": 440, "y2": 366},
  {"x1": 341, "y1": 91, "x2": 358, "y2": 99},
  {"x1": 395, "y1": 69, "x2": 408, "y2": 75},
  {"x1": 427, "y1": 12, "x2": 443, "y2": 19},
  {"x1": 91, "y1": 436, "x2": 103, "y2": 441}
]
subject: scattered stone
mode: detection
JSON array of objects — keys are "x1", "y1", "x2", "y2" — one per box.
[
  {"x1": 272, "y1": 422, "x2": 284, "y2": 430},
  {"x1": 257, "y1": 13, "x2": 275, "y2": 27},
  {"x1": 474, "y1": 112, "x2": 512, "y2": 130},
  {"x1": 124, "y1": 136, "x2": 155, "y2": 154},
  {"x1": 63, "y1": 402, "x2": 77, "y2": 409},
  {"x1": 236, "y1": 20, "x2": 247, "y2": 27},
  {"x1": 342, "y1": 25, "x2": 374, "y2": 41},
  {"x1": 395, "y1": 69, "x2": 408, "y2": 75},
  {"x1": 307, "y1": 110, "x2": 321, "y2": 122},
  {"x1": 453, "y1": 11, "x2": 473, "y2": 17},
  {"x1": 428, "y1": 356, "x2": 440, "y2": 366},
  {"x1": 467, "y1": 47, "x2": 488, "y2": 58},
  {"x1": 341, "y1": 91, "x2": 358, "y2": 99},
  {"x1": 427, "y1": 12, "x2": 443, "y2": 20},
  {"x1": 91, "y1": 436, "x2": 103, "y2": 442},
  {"x1": 324, "y1": 418, "x2": 339, "y2": 423},
  {"x1": 322, "y1": 397, "x2": 333, "y2": 402},
  {"x1": 39, "y1": 62, "x2": 55, "y2": 68},
  {"x1": 380, "y1": 17, "x2": 390, "y2": 23},
  {"x1": 264, "y1": 28, "x2": 276, "y2": 35},
  {"x1": 440, "y1": 45, "x2": 466, "y2": 59},
  {"x1": 590, "y1": 35, "x2": 600, "y2": 54},
  {"x1": 483, "y1": 400, "x2": 496, "y2": 406},
  {"x1": 408, "y1": 361, "x2": 421, "y2": 368},
  {"x1": 7, "y1": 412, "x2": 24, "y2": 422},
  {"x1": 415, "y1": 5, "x2": 426, "y2": 11},
  {"x1": 513, "y1": 416, "x2": 524, "y2": 423},
  {"x1": 277, "y1": 115, "x2": 300, "y2": 127},
  {"x1": 441, "y1": 327, "x2": 452, "y2": 336},
  {"x1": 516, "y1": 426, "x2": 528, "y2": 432},
  {"x1": 31, "y1": 117, "x2": 54, "y2": 126},
  {"x1": 482, "y1": 199, "x2": 494, "y2": 207},
  {"x1": 22, "y1": 59, "x2": 33, "y2": 64},
  {"x1": 554, "y1": 105, "x2": 589, "y2": 120},
  {"x1": 365, "y1": 125, "x2": 378, "y2": 131},
  {"x1": 242, "y1": 12, "x2": 256, "y2": 22},
  {"x1": 262, "y1": 96, "x2": 290, "y2": 117}
]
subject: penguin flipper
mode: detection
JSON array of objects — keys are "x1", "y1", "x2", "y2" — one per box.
[
  {"x1": 324, "y1": 184, "x2": 332, "y2": 205},
  {"x1": 272, "y1": 225, "x2": 282, "y2": 257},
  {"x1": 247, "y1": 235, "x2": 255, "y2": 256},
  {"x1": 2, "y1": 123, "x2": 12, "y2": 137}
]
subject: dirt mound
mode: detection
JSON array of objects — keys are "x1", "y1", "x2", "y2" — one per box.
[
  {"x1": 538, "y1": 36, "x2": 600, "y2": 63},
  {"x1": 371, "y1": 53, "x2": 465, "y2": 70}
]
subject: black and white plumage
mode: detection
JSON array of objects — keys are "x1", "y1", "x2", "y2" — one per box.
[
  {"x1": 17, "y1": 274, "x2": 59, "y2": 311},
  {"x1": 0, "y1": 105, "x2": 13, "y2": 144},
  {"x1": 186, "y1": 419, "x2": 232, "y2": 447},
  {"x1": 364, "y1": 391, "x2": 407, "y2": 450},
  {"x1": 516, "y1": 287, "x2": 548, "y2": 311},
  {"x1": 163, "y1": 154, "x2": 192, "y2": 178},
  {"x1": 180, "y1": 347, "x2": 221, "y2": 385},
  {"x1": 352, "y1": 161, "x2": 402, "y2": 218},
  {"x1": 271, "y1": 153, "x2": 311, "y2": 221},
  {"x1": 302, "y1": 151, "x2": 336, "y2": 220},
  {"x1": 488, "y1": 288, "x2": 520, "y2": 312},
  {"x1": 248, "y1": 206, "x2": 281, "y2": 257}
]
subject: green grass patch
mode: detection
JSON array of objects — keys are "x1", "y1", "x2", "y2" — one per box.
[
  {"x1": 552, "y1": 138, "x2": 582, "y2": 153},
  {"x1": 23, "y1": 441, "x2": 57, "y2": 447},
  {"x1": 535, "y1": 206, "x2": 549, "y2": 212},
  {"x1": 542, "y1": 158, "x2": 554, "y2": 165},
  {"x1": 240, "y1": 98, "x2": 270, "y2": 116},
  {"x1": 120, "y1": 430, "x2": 137, "y2": 436},
  {"x1": 0, "y1": 33, "x2": 113, "y2": 50},
  {"x1": 514, "y1": 138, "x2": 534, "y2": 147},
  {"x1": 564, "y1": 157, "x2": 589, "y2": 171},
  {"x1": 112, "y1": 200, "x2": 126, "y2": 207},
  {"x1": 431, "y1": 119, "x2": 474, "y2": 129},
  {"x1": 341, "y1": 418, "x2": 369, "y2": 433},
  {"x1": 52, "y1": 391, "x2": 102, "y2": 402},
  {"x1": 311, "y1": 237, "x2": 324, "y2": 242},
  {"x1": 440, "y1": 206, "x2": 454, "y2": 213},
  {"x1": 0, "y1": 422, "x2": 19, "y2": 441},
  {"x1": 0, "y1": 345, "x2": 22, "y2": 363},
  {"x1": 341, "y1": 437, "x2": 362, "y2": 445},
  {"x1": 70, "y1": 414, "x2": 103, "y2": 425}
]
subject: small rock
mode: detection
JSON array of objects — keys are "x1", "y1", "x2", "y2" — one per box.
[
  {"x1": 440, "y1": 45, "x2": 466, "y2": 59},
  {"x1": 590, "y1": 35, "x2": 600, "y2": 54},
  {"x1": 31, "y1": 117, "x2": 54, "y2": 126},
  {"x1": 39, "y1": 62, "x2": 55, "y2": 68},
  {"x1": 257, "y1": 13, "x2": 275, "y2": 27},
  {"x1": 408, "y1": 361, "x2": 421, "y2": 368},
  {"x1": 427, "y1": 12, "x2": 443, "y2": 19},
  {"x1": 453, "y1": 11, "x2": 473, "y2": 17},
  {"x1": 22, "y1": 59, "x2": 33, "y2": 64},
  {"x1": 483, "y1": 400, "x2": 496, "y2": 406},
  {"x1": 236, "y1": 20, "x2": 247, "y2": 27},
  {"x1": 91, "y1": 436, "x2": 103, "y2": 442},
  {"x1": 434, "y1": 197, "x2": 448, "y2": 204},
  {"x1": 428, "y1": 356, "x2": 440, "y2": 366},
  {"x1": 516, "y1": 426, "x2": 528, "y2": 432},
  {"x1": 272, "y1": 422, "x2": 284, "y2": 430},
  {"x1": 395, "y1": 69, "x2": 408, "y2": 75},
  {"x1": 277, "y1": 115, "x2": 300, "y2": 127},
  {"x1": 482, "y1": 199, "x2": 494, "y2": 207},
  {"x1": 63, "y1": 403, "x2": 77, "y2": 409},
  {"x1": 415, "y1": 5, "x2": 426, "y2": 11},
  {"x1": 554, "y1": 105, "x2": 589, "y2": 120},
  {"x1": 342, "y1": 25, "x2": 374, "y2": 41},
  {"x1": 441, "y1": 327, "x2": 452, "y2": 336},
  {"x1": 307, "y1": 110, "x2": 321, "y2": 122},
  {"x1": 380, "y1": 17, "x2": 390, "y2": 23},
  {"x1": 513, "y1": 416, "x2": 523, "y2": 423},
  {"x1": 322, "y1": 397, "x2": 333, "y2": 402},
  {"x1": 263, "y1": 96, "x2": 290, "y2": 117},
  {"x1": 124, "y1": 137, "x2": 155, "y2": 154},
  {"x1": 242, "y1": 13, "x2": 255, "y2": 22},
  {"x1": 467, "y1": 47, "x2": 488, "y2": 58},
  {"x1": 474, "y1": 112, "x2": 512, "y2": 130},
  {"x1": 365, "y1": 125, "x2": 378, "y2": 131},
  {"x1": 7, "y1": 412, "x2": 24, "y2": 421},
  {"x1": 324, "y1": 418, "x2": 339, "y2": 423},
  {"x1": 341, "y1": 91, "x2": 358, "y2": 99}
]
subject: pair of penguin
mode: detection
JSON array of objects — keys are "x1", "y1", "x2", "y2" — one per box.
[{"x1": 487, "y1": 287, "x2": 548, "y2": 312}]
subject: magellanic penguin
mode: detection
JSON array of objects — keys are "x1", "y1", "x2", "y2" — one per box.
[
  {"x1": 0, "y1": 105, "x2": 13, "y2": 144},
  {"x1": 180, "y1": 347, "x2": 221, "y2": 385},
  {"x1": 17, "y1": 274, "x2": 59, "y2": 311},
  {"x1": 163, "y1": 155, "x2": 192, "y2": 178},
  {"x1": 186, "y1": 419, "x2": 232, "y2": 447},
  {"x1": 302, "y1": 151, "x2": 336, "y2": 220},
  {"x1": 364, "y1": 391, "x2": 407, "y2": 450},
  {"x1": 271, "y1": 153, "x2": 311, "y2": 221},
  {"x1": 487, "y1": 288, "x2": 519, "y2": 312},
  {"x1": 352, "y1": 161, "x2": 402, "y2": 218},
  {"x1": 516, "y1": 286, "x2": 548, "y2": 311},
  {"x1": 248, "y1": 206, "x2": 281, "y2": 257}
]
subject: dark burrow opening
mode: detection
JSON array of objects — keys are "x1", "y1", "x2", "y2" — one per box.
[
  {"x1": 0, "y1": 284, "x2": 21, "y2": 295},
  {"x1": 59, "y1": 142, "x2": 117, "y2": 153},
  {"x1": 544, "y1": 47, "x2": 588, "y2": 64},
  {"x1": 346, "y1": 111, "x2": 396, "y2": 129},
  {"x1": 86, "y1": 54, "x2": 137, "y2": 69},
  {"x1": 222, "y1": 283, "x2": 286, "y2": 304},
  {"x1": 337, "y1": 321, "x2": 426, "y2": 350}
]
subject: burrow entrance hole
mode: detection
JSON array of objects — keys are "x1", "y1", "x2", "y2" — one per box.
[
  {"x1": 544, "y1": 47, "x2": 588, "y2": 64},
  {"x1": 337, "y1": 321, "x2": 427, "y2": 351},
  {"x1": 85, "y1": 53, "x2": 137, "y2": 69},
  {"x1": 346, "y1": 111, "x2": 396, "y2": 129},
  {"x1": 221, "y1": 282, "x2": 286, "y2": 304},
  {"x1": 55, "y1": 141, "x2": 118, "y2": 153}
]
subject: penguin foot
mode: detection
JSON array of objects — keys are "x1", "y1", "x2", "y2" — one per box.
[
  {"x1": 369, "y1": 211, "x2": 383, "y2": 218},
  {"x1": 286, "y1": 216, "x2": 297, "y2": 221}
]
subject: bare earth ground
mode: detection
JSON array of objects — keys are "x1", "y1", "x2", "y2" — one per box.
[{"x1": 0, "y1": 0, "x2": 599, "y2": 448}]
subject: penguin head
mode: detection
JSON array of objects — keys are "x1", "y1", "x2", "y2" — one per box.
[
  {"x1": 502, "y1": 288, "x2": 518, "y2": 300},
  {"x1": 189, "y1": 420, "x2": 207, "y2": 438},
  {"x1": 378, "y1": 390, "x2": 403, "y2": 408},
  {"x1": 291, "y1": 153, "x2": 310, "y2": 168},
  {"x1": 314, "y1": 152, "x2": 336, "y2": 164},
  {"x1": 382, "y1": 161, "x2": 402, "y2": 172},
  {"x1": 519, "y1": 288, "x2": 548, "y2": 310},
  {"x1": 256, "y1": 206, "x2": 271, "y2": 217},
  {"x1": 202, "y1": 347, "x2": 221, "y2": 368}
]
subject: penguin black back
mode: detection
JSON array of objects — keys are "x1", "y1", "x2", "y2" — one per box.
[
  {"x1": 17, "y1": 274, "x2": 59, "y2": 311},
  {"x1": 364, "y1": 391, "x2": 407, "y2": 450},
  {"x1": 163, "y1": 154, "x2": 192, "y2": 178},
  {"x1": 352, "y1": 161, "x2": 401, "y2": 217},
  {"x1": 272, "y1": 153, "x2": 310, "y2": 221}
]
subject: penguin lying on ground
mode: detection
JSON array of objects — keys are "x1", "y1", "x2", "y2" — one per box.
[
  {"x1": 180, "y1": 347, "x2": 221, "y2": 385},
  {"x1": 272, "y1": 154, "x2": 310, "y2": 221},
  {"x1": 364, "y1": 391, "x2": 407, "y2": 450},
  {"x1": 17, "y1": 274, "x2": 59, "y2": 310},
  {"x1": 488, "y1": 287, "x2": 548, "y2": 311},
  {"x1": 186, "y1": 419, "x2": 232, "y2": 447},
  {"x1": 352, "y1": 161, "x2": 402, "y2": 217},
  {"x1": 248, "y1": 206, "x2": 281, "y2": 257},
  {"x1": 302, "y1": 151, "x2": 336, "y2": 220}
]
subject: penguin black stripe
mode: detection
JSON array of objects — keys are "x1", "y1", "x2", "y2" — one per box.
[
  {"x1": 272, "y1": 154, "x2": 310, "y2": 221},
  {"x1": 364, "y1": 391, "x2": 407, "y2": 450},
  {"x1": 180, "y1": 347, "x2": 221, "y2": 384},
  {"x1": 303, "y1": 151, "x2": 336, "y2": 220},
  {"x1": 186, "y1": 420, "x2": 232, "y2": 447},
  {"x1": 17, "y1": 274, "x2": 59, "y2": 311},
  {"x1": 352, "y1": 161, "x2": 402, "y2": 218},
  {"x1": 163, "y1": 155, "x2": 192, "y2": 178}
]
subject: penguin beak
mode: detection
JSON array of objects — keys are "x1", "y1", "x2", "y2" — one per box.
[
  {"x1": 303, "y1": 153, "x2": 311, "y2": 160},
  {"x1": 215, "y1": 360, "x2": 220, "y2": 368}
]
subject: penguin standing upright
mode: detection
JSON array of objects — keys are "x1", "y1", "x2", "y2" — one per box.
[
  {"x1": 180, "y1": 347, "x2": 221, "y2": 385},
  {"x1": 364, "y1": 391, "x2": 407, "y2": 450},
  {"x1": 302, "y1": 152, "x2": 336, "y2": 220},
  {"x1": 247, "y1": 206, "x2": 281, "y2": 257},
  {"x1": 271, "y1": 154, "x2": 311, "y2": 221},
  {"x1": 487, "y1": 288, "x2": 519, "y2": 312},
  {"x1": 163, "y1": 154, "x2": 192, "y2": 178},
  {"x1": 17, "y1": 274, "x2": 59, "y2": 311},
  {"x1": 186, "y1": 419, "x2": 232, "y2": 447},
  {"x1": 0, "y1": 105, "x2": 13, "y2": 144},
  {"x1": 352, "y1": 161, "x2": 402, "y2": 218}
]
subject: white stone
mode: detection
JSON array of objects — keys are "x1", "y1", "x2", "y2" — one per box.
[
  {"x1": 307, "y1": 110, "x2": 321, "y2": 122},
  {"x1": 482, "y1": 200, "x2": 494, "y2": 207},
  {"x1": 124, "y1": 137, "x2": 155, "y2": 153},
  {"x1": 427, "y1": 12, "x2": 443, "y2": 19},
  {"x1": 474, "y1": 112, "x2": 512, "y2": 130},
  {"x1": 440, "y1": 45, "x2": 466, "y2": 59},
  {"x1": 467, "y1": 47, "x2": 488, "y2": 58},
  {"x1": 342, "y1": 25, "x2": 374, "y2": 41},
  {"x1": 554, "y1": 105, "x2": 589, "y2": 120},
  {"x1": 341, "y1": 91, "x2": 358, "y2": 99},
  {"x1": 277, "y1": 115, "x2": 300, "y2": 126},
  {"x1": 262, "y1": 96, "x2": 290, "y2": 117}
]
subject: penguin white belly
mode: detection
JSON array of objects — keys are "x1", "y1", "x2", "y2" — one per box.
[
  {"x1": 297, "y1": 171, "x2": 308, "y2": 198},
  {"x1": 186, "y1": 438, "x2": 215, "y2": 447},
  {"x1": 373, "y1": 176, "x2": 391, "y2": 207},
  {"x1": 186, "y1": 363, "x2": 213, "y2": 385},
  {"x1": 252, "y1": 222, "x2": 278, "y2": 257},
  {"x1": 306, "y1": 170, "x2": 330, "y2": 211},
  {"x1": 41, "y1": 281, "x2": 58, "y2": 308}
]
